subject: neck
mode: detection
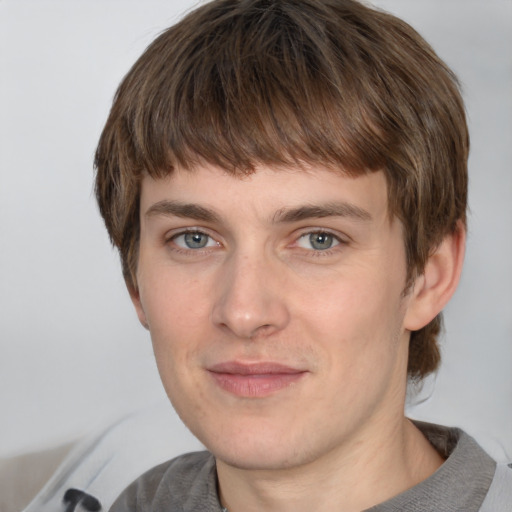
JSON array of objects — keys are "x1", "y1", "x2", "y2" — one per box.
[{"x1": 216, "y1": 417, "x2": 443, "y2": 512}]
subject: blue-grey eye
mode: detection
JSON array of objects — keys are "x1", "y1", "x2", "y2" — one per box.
[
  {"x1": 297, "y1": 232, "x2": 340, "y2": 250},
  {"x1": 173, "y1": 231, "x2": 216, "y2": 249},
  {"x1": 184, "y1": 232, "x2": 209, "y2": 248}
]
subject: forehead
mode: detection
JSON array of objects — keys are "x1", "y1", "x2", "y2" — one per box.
[{"x1": 139, "y1": 163, "x2": 390, "y2": 223}]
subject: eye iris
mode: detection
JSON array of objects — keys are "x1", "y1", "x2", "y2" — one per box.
[
  {"x1": 184, "y1": 232, "x2": 208, "y2": 248},
  {"x1": 309, "y1": 232, "x2": 333, "y2": 250}
]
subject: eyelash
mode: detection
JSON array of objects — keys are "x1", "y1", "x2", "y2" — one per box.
[
  {"x1": 294, "y1": 229, "x2": 347, "y2": 256},
  {"x1": 167, "y1": 228, "x2": 219, "y2": 254},
  {"x1": 165, "y1": 228, "x2": 348, "y2": 257}
]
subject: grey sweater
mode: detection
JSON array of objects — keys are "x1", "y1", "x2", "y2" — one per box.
[{"x1": 110, "y1": 422, "x2": 512, "y2": 511}]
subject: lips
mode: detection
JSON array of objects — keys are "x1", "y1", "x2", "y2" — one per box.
[{"x1": 207, "y1": 361, "x2": 307, "y2": 398}]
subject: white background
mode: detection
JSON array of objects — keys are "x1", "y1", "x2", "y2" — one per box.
[{"x1": 1, "y1": 0, "x2": 511, "y2": 461}]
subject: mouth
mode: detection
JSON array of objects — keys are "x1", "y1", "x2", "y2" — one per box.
[{"x1": 207, "y1": 361, "x2": 307, "y2": 398}]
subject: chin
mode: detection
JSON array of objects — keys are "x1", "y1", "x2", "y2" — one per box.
[
  {"x1": 213, "y1": 442, "x2": 304, "y2": 471},
  {"x1": 196, "y1": 418, "x2": 319, "y2": 471}
]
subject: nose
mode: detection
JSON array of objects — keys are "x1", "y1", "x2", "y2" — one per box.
[{"x1": 211, "y1": 252, "x2": 290, "y2": 339}]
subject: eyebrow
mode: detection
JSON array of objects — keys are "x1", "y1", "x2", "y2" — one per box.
[
  {"x1": 145, "y1": 200, "x2": 221, "y2": 223},
  {"x1": 273, "y1": 202, "x2": 372, "y2": 223},
  {"x1": 145, "y1": 200, "x2": 372, "y2": 224}
]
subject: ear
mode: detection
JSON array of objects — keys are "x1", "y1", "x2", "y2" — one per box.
[
  {"x1": 404, "y1": 222, "x2": 466, "y2": 331},
  {"x1": 127, "y1": 282, "x2": 150, "y2": 330}
]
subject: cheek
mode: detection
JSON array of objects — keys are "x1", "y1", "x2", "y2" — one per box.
[
  {"x1": 138, "y1": 271, "x2": 211, "y2": 372},
  {"x1": 299, "y1": 269, "x2": 406, "y2": 376},
  {"x1": 302, "y1": 265, "x2": 403, "y2": 332},
  {"x1": 140, "y1": 277, "x2": 222, "y2": 435},
  {"x1": 142, "y1": 279, "x2": 211, "y2": 419},
  {"x1": 141, "y1": 266, "x2": 209, "y2": 329}
]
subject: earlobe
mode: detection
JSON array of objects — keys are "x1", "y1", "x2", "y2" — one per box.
[
  {"x1": 127, "y1": 283, "x2": 150, "y2": 330},
  {"x1": 404, "y1": 222, "x2": 466, "y2": 331}
]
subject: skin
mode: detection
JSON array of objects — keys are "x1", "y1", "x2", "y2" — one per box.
[{"x1": 131, "y1": 163, "x2": 464, "y2": 512}]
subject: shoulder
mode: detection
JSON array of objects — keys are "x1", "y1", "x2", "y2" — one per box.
[
  {"x1": 109, "y1": 451, "x2": 219, "y2": 512},
  {"x1": 368, "y1": 421, "x2": 508, "y2": 512},
  {"x1": 413, "y1": 421, "x2": 512, "y2": 512}
]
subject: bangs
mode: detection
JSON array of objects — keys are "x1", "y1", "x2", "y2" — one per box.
[{"x1": 109, "y1": 0, "x2": 397, "y2": 179}]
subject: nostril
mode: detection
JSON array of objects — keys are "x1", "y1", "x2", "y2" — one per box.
[{"x1": 249, "y1": 324, "x2": 274, "y2": 339}]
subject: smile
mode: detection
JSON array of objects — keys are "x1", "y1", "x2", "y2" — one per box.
[{"x1": 207, "y1": 361, "x2": 307, "y2": 398}]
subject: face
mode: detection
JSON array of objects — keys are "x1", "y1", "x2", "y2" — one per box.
[{"x1": 133, "y1": 163, "x2": 415, "y2": 471}]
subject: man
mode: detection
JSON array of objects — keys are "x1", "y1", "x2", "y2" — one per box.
[{"x1": 94, "y1": 0, "x2": 511, "y2": 510}]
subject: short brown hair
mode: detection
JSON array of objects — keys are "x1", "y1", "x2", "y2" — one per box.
[{"x1": 95, "y1": 0, "x2": 468, "y2": 380}]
